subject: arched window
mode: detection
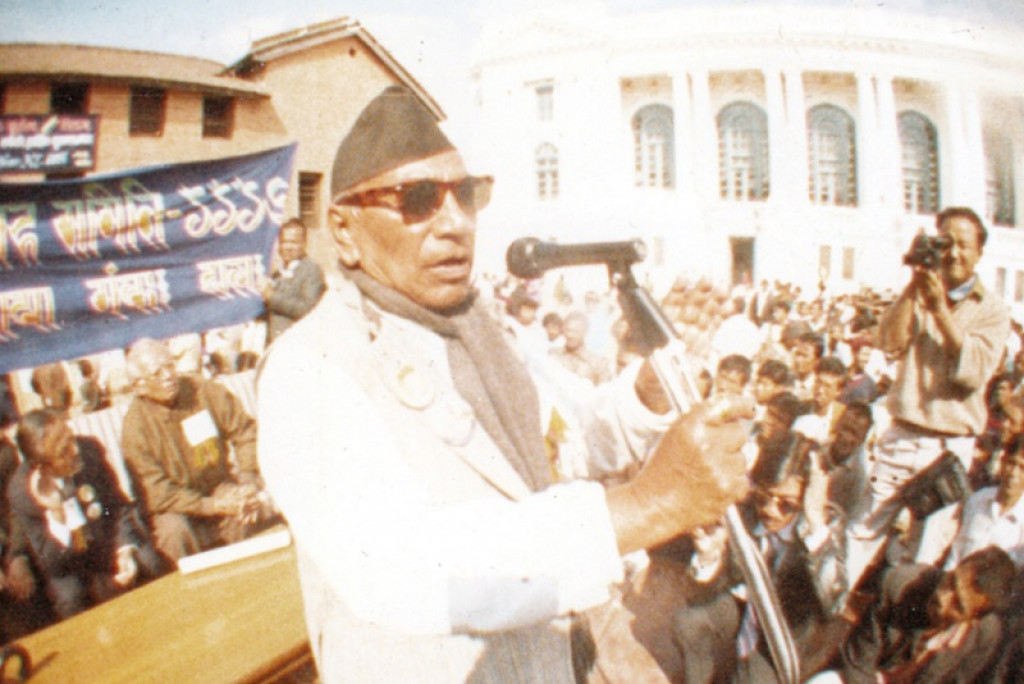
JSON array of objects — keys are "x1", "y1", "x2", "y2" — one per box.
[
  {"x1": 536, "y1": 143, "x2": 559, "y2": 200},
  {"x1": 985, "y1": 132, "x2": 1015, "y2": 227},
  {"x1": 632, "y1": 104, "x2": 674, "y2": 188},
  {"x1": 717, "y1": 101, "x2": 770, "y2": 201},
  {"x1": 807, "y1": 104, "x2": 857, "y2": 206},
  {"x1": 898, "y1": 111, "x2": 940, "y2": 215}
]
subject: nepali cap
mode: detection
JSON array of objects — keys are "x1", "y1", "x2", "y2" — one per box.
[{"x1": 330, "y1": 84, "x2": 455, "y2": 200}]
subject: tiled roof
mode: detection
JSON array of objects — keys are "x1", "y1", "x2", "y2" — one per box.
[{"x1": 0, "y1": 44, "x2": 267, "y2": 98}]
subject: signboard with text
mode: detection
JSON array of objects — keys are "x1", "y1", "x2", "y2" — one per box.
[
  {"x1": 0, "y1": 143, "x2": 297, "y2": 374},
  {"x1": 0, "y1": 114, "x2": 99, "y2": 174}
]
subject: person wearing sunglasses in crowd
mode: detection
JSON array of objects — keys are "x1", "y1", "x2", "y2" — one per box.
[
  {"x1": 673, "y1": 431, "x2": 848, "y2": 683},
  {"x1": 256, "y1": 84, "x2": 750, "y2": 683}
]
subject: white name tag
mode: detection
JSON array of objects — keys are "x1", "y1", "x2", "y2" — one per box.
[{"x1": 182, "y1": 410, "x2": 218, "y2": 447}]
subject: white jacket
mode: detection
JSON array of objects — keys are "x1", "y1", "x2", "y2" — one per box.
[{"x1": 257, "y1": 277, "x2": 671, "y2": 683}]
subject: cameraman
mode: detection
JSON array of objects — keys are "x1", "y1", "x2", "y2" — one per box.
[{"x1": 851, "y1": 207, "x2": 1009, "y2": 543}]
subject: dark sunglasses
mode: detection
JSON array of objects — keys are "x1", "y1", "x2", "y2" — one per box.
[
  {"x1": 336, "y1": 175, "x2": 494, "y2": 225},
  {"x1": 751, "y1": 489, "x2": 802, "y2": 516}
]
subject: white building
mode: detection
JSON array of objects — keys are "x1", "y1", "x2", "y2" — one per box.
[{"x1": 468, "y1": 2, "x2": 1024, "y2": 299}]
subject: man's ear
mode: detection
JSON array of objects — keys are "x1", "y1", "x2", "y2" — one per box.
[{"x1": 328, "y1": 205, "x2": 360, "y2": 268}]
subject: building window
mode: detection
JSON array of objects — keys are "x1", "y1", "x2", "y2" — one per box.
[
  {"x1": 536, "y1": 83, "x2": 553, "y2": 122},
  {"x1": 1015, "y1": 271, "x2": 1024, "y2": 302},
  {"x1": 985, "y1": 132, "x2": 1015, "y2": 227},
  {"x1": 130, "y1": 86, "x2": 166, "y2": 136},
  {"x1": 536, "y1": 143, "x2": 559, "y2": 200},
  {"x1": 808, "y1": 104, "x2": 857, "y2": 206},
  {"x1": 298, "y1": 172, "x2": 322, "y2": 229},
  {"x1": 51, "y1": 82, "x2": 88, "y2": 114},
  {"x1": 898, "y1": 110, "x2": 940, "y2": 215},
  {"x1": 202, "y1": 96, "x2": 234, "y2": 138},
  {"x1": 632, "y1": 104, "x2": 675, "y2": 188},
  {"x1": 0, "y1": 83, "x2": 7, "y2": 114},
  {"x1": 842, "y1": 246, "x2": 855, "y2": 280},
  {"x1": 996, "y1": 268, "x2": 1008, "y2": 299},
  {"x1": 717, "y1": 101, "x2": 770, "y2": 201}
]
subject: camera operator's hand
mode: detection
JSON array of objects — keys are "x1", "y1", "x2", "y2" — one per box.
[
  {"x1": 881, "y1": 255, "x2": 959, "y2": 356},
  {"x1": 912, "y1": 266, "x2": 946, "y2": 313},
  {"x1": 606, "y1": 397, "x2": 748, "y2": 556}
]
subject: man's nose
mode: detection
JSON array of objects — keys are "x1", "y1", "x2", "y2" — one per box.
[{"x1": 431, "y1": 190, "x2": 475, "y2": 238}]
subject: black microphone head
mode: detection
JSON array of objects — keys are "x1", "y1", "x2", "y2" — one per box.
[{"x1": 506, "y1": 237, "x2": 545, "y2": 279}]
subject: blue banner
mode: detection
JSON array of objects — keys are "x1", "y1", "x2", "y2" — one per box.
[{"x1": 0, "y1": 143, "x2": 297, "y2": 374}]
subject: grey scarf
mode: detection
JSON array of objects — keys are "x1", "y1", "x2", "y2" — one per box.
[{"x1": 344, "y1": 268, "x2": 552, "y2": 493}]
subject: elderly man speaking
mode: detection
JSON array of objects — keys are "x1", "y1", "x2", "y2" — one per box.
[{"x1": 257, "y1": 85, "x2": 749, "y2": 683}]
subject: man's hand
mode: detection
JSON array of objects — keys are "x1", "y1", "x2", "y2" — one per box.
[
  {"x1": 908, "y1": 265, "x2": 964, "y2": 354},
  {"x1": 912, "y1": 267, "x2": 946, "y2": 312},
  {"x1": 607, "y1": 398, "x2": 749, "y2": 555},
  {"x1": 212, "y1": 482, "x2": 267, "y2": 524},
  {"x1": 634, "y1": 358, "x2": 672, "y2": 415},
  {"x1": 211, "y1": 486, "x2": 246, "y2": 517},
  {"x1": 113, "y1": 546, "x2": 139, "y2": 587}
]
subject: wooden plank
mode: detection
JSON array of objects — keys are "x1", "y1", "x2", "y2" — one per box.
[{"x1": 10, "y1": 540, "x2": 311, "y2": 683}]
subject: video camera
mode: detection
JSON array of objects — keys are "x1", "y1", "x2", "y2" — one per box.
[{"x1": 902, "y1": 232, "x2": 952, "y2": 269}]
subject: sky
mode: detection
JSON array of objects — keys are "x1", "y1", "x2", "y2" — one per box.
[{"x1": 3, "y1": 0, "x2": 1024, "y2": 137}]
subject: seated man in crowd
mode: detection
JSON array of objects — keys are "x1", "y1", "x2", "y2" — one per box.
[
  {"x1": 753, "y1": 358, "x2": 792, "y2": 421},
  {"x1": 673, "y1": 431, "x2": 847, "y2": 683},
  {"x1": 970, "y1": 373, "x2": 1024, "y2": 489},
  {"x1": 839, "y1": 337, "x2": 881, "y2": 406},
  {"x1": 0, "y1": 425, "x2": 51, "y2": 639},
  {"x1": 8, "y1": 409, "x2": 169, "y2": 619},
  {"x1": 30, "y1": 362, "x2": 73, "y2": 416},
  {"x1": 821, "y1": 546, "x2": 1015, "y2": 683},
  {"x1": 820, "y1": 401, "x2": 875, "y2": 520},
  {"x1": 790, "y1": 332, "x2": 825, "y2": 402},
  {"x1": 121, "y1": 338, "x2": 276, "y2": 562},
  {"x1": 713, "y1": 353, "x2": 753, "y2": 399},
  {"x1": 945, "y1": 433, "x2": 1024, "y2": 569},
  {"x1": 792, "y1": 356, "x2": 848, "y2": 446},
  {"x1": 743, "y1": 391, "x2": 805, "y2": 470},
  {"x1": 549, "y1": 310, "x2": 614, "y2": 386}
]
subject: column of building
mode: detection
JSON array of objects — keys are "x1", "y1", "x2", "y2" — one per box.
[
  {"x1": 855, "y1": 71, "x2": 880, "y2": 211},
  {"x1": 783, "y1": 69, "x2": 810, "y2": 206},
  {"x1": 671, "y1": 69, "x2": 696, "y2": 203},
  {"x1": 763, "y1": 68, "x2": 810, "y2": 206},
  {"x1": 687, "y1": 68, "x2": 720, "y2": 203},
  {"x1": 944, "y1": 84, "x2": 987, "y2": 210},
  {"x1": 873, "y1": 73, "x2": 903, "y2": 213}
]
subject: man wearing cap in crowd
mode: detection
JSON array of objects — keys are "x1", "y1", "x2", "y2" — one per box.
[{"x1": 256, "y1": 84, "x2": 749, "y2": 682}]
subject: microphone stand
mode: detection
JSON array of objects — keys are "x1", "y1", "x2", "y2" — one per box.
[{"x1": 611, "y1": 265, "x2": 801, "y2": 684}]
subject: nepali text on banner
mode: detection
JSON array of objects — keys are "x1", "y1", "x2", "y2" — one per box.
[{"x1": 0, "y1": 143, "x2": 297, "y2": 374}]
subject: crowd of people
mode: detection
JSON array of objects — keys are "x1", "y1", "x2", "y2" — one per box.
[
  {"x1": 0, "y1": 218, "x2": 323, "y2": 644},
  {"x1": 2, "y1": 80, "x2": 1023, "y2": 684},
  {"x1": 481, "y1": 205, "x2": 1024, "y2": 681}
]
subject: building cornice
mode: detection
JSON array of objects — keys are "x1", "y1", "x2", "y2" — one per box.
[{"x1": 0, "y1": 43, "x2": 267, "y2": 98}]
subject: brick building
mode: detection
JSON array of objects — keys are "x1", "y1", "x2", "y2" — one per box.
[{"x1": 0, "y1": 16, "x2": 444, "y2": 268}]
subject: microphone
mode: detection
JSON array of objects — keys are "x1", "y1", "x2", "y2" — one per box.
[{"x1": 506, "y1": 237, "x2": 647, "y2": 278}]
